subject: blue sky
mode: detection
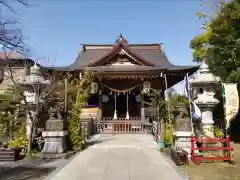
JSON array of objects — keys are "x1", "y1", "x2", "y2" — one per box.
[{"x1": 9, "y1": 0, "x2": 205, "y2": 92}]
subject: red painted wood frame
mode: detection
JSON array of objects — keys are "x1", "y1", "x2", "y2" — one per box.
[{"x1": 190, "y1": 136, "x2": 232, "y2": 165}]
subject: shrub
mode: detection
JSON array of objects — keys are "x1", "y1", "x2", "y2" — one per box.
[
  {"x1": 68, "y1": 107, "x2": 84, "y2": 150},
  {"x1": 8, "y1": 126, "x2": 28, "y2": 149},
  {"x1": 8, "y1": 133, "x2": 28, "y2": 149},
  {"x1": 213, "y1": 126, "x2": 224, "y2": 138},
  {"x1": 67, "y1": 72, "x2": 94, "y2": 151}
]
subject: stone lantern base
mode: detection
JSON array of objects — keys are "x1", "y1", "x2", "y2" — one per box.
[
  {"x1": 173, "y1": 131, "x2": 192, "y2": 161},
  {"x1": 197, "y1": 103, "x2": 218, "y2": 138},
  {"x1": 41, "y1": 131, "x2": 68, "y2": 154}
]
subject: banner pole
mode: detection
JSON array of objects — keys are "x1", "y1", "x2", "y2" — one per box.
[
  {"x1": 164, "y1": 73, "x2": 171, "y2": 124},
  {"x1": 186, "y1": 73, "x2": 194, "y2": 135},
  {"x1": 164, "y1": 73, "x2": 173, "y2": 146},
  {"x1": 221, "y1": 82, "x2": 227, "y2": 138}
]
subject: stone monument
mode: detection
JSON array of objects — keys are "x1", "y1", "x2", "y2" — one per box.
[
  {"x1": 190, "y1": 62, "x2": 220, "y2": 137},
  {"x1": 173, "y1": 105, "x2": 192, "y2": 160},
  {"x1": 41, "y1": 103, "x2": 68, "y2": 154},
  {"x1": 174, "y1": 106, "x2": 192, "y2": 132}
]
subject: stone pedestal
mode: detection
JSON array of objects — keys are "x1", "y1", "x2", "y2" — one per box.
[
  {"x1": 173, "y1": 131, "x2": 201, "y2": 161},
  {"x1": 41, "y1": 131, "x2": 67, "y2": 154},
  {"x1": 42, "y1": 115, "x2": 68, "y2": 154},
  {"x1": 201, "y1": 106, "x2": 215, "y2": 137},
  {"x1": 173, "y1": 131, "x2": 192, "y2": 161}
]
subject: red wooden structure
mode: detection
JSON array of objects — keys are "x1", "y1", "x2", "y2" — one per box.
[{"x1": 190, "y1": 136, "x2": 233, "y2": 164}]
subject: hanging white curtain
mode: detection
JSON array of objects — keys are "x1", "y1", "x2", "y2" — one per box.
[
  {"x1": 113, "y1": 92, "x2": 117, "y2": 120},
  {"x1": 126, "y1": 92, "x2": 129, "y2": 120}
]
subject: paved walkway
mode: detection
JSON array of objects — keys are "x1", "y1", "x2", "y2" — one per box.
[{"x1": 48, "y1": 134, "x2": 187, "y2": 180}]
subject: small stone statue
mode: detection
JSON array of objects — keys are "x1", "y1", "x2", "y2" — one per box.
[
  {"x1": 174, "y1": 106, "x2": 192, "y2": 132},
  {"x1": 56, "y1": 103, "x2": 64, "y2": 120},
  {"x1": 48, "y1": 107, "x2": 57, "y2": 120},
  {"x1": 48, "y1": 103, "x2": 64, "y2": 121},
  {"x1": 46, "y1": 103, "x2": 66, "y2": 131}
]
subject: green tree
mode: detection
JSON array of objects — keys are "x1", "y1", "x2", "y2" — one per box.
[
  {"x1": 190, "y1": 0, "x2": 240, "y2": 82},
  {"x1": 68, "y1": 71, "x2": 95, "y2": 150},
  {"x1": 144, "y1": 89, "x2": 189, "y2": 145},
  {"x1": 0, "y1": 87, "x2": 25, "y2": 141},
  {"x1": 144, "y1": 89, "x2": 167, "y2": 142}
]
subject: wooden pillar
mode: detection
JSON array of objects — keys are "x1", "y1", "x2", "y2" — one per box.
[
  {"x1": 98, "y1": 83, "x2": 103, "y2": 121},
  {"x1": 64, "y1": 78, "x2": 68, "y2": 121},
  {"x1": 140, "y1": 82, "x2": 145, "y2": 121}
]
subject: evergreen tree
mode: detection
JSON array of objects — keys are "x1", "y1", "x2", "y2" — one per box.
[
  {"x1": 0, "y1": 86, "x2": 25, "y2": 141},
  {"x1": 190, "y1": 0, "x2": 240, "y2": 82}
]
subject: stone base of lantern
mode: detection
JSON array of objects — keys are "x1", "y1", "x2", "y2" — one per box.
[
  {"x1": 173, "y1": 131, "x2": 192, "y2": 162},
  {"x1": 198, "y1": 103, "x2": 217, "y2": 138},
  {"x1": 201, "y1": 124, "x2": 222, "y2": 149},
  {"x1": 41, "y1": 131, "x2": 67, "y2": 154},
  {"x1": 173, "y1": 131, "x2": 202, "y2": 162},
  {"x1": 202, "y1": 123, "x2": 215, "y2": 138}
]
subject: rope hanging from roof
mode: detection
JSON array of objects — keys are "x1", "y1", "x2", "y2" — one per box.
[{"x1": 104, "y1": 83, "x2": 141, "y2": 93}]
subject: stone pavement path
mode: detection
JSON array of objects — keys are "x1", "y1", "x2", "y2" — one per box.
[{"x1": 48, "y1": 134, "x2": 187, "y2": 180}]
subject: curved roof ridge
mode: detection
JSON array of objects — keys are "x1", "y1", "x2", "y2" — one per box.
[{"x1": 87, "y1": 37, "x2": 155, "y2": 67}]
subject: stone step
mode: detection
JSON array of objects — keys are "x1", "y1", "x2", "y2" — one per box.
[
  {"x1": 0, "y1": 156, "x2": 17, "y2": 161},
  {"x1": 0, "y1": 153, "x2": 15, "y2": 158},
  {"x1": 0, "y1": 152, "x2": 15, "y2": 155},
  {"x1": 0, "y1": 148, "x2": 21, "y2": 161}
]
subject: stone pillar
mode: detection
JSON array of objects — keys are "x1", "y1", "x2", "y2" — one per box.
[{"x1": 201, "y1": 107, "x2": 215, "y2": 137}]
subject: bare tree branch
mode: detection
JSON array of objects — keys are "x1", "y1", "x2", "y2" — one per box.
[
  {"x1": 0, "y1": 20, "x2": 27, "y2": 54},
  {"x1": 0, "y1": 0, "x2": 28, "y2": 13},
  {"x1": 0, "y1": 0, "x2": 29, "y2": 55}
]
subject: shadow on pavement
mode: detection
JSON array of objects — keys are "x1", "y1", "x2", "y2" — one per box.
[
  {"x1": 0, "y1": 166, "x2": 56, "y2": 180},
  {"x1": 87, "y1": 138, "x2": 114, "y2": 147}
]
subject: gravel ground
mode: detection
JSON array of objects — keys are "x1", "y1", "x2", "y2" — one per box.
[{"x1": 185, "y1": 143, "x2": 240, "y2": 180}]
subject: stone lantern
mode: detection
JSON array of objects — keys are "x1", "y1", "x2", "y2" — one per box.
[
  {"x1": 190, "y1": 62, "x2": 220, "y2": 137},
  {"x1": 18, "y1": 63, "x2": 50, "y2": 139}
]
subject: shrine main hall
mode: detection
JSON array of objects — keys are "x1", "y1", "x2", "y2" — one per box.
[{"x1": 48, "y1": 35, "x2": 199, "y2": 133}]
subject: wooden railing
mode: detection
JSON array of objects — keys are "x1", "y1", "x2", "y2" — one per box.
[
  {"x1": 79, "y1": 117, "x2": 152, "y2": 135},
  {"x1": 190, "y1": 136, "x2": 233, "y2": 165},
  {"x1": 102, "y1": 117, "x2": 151, "y2": 134}
]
